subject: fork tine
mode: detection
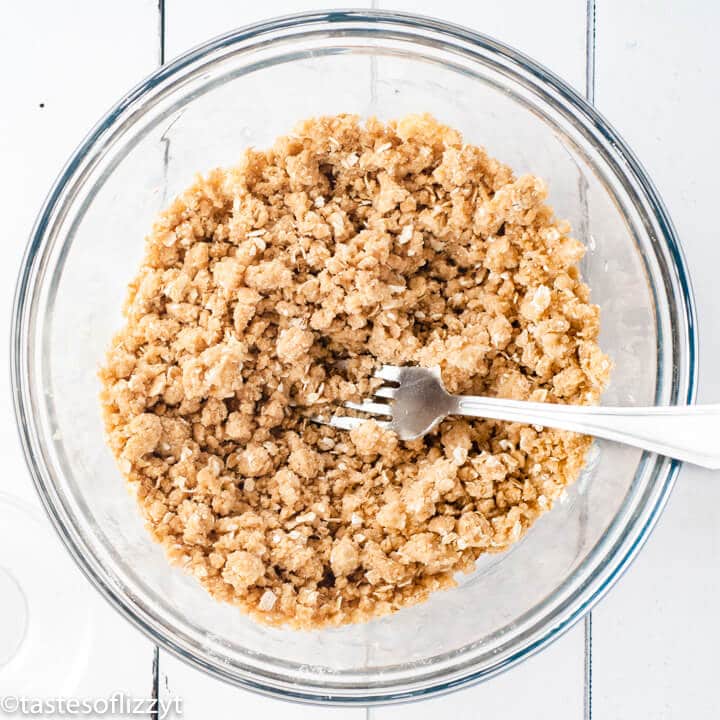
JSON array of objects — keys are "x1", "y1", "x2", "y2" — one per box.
[
  {"x1": 310, "y1": 414, "x2": 392, "y2": 432},
  {"x1": 319, "y1": 414, "x2": 363, "y2": 431},
  {"x1": 373, "y1": 364, "x2": 402, "y2": 382},
  {"x1": 343, "y1": 400, "x2": 393, "y2": 417},
  {"x1": 310, "y1": 414, "x2": 361, "y2": 431},
  {"x1": 373, "y1": 386, "x2": 397, "y2": 399}
]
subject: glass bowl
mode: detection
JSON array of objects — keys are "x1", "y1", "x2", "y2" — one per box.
[{"x1": 12, "y1": 10, "x2": 696, "y2": 705}]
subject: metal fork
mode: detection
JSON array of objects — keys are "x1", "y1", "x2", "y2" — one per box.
[{"x1": 312, "y1": 364, "x2": 720, "y2": 469}]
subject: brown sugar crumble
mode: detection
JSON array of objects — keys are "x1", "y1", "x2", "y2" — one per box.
[{"x1": 99, "y1": 114, "x2": 611, "y2": 629}]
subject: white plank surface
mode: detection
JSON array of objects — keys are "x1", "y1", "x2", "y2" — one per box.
[
  {"x1": 592, "y1": 1, "x2": 720, "y2": 717},
  {"x1": 159, "y1": 0, "x2": 589, "y2": 717},
  {"x1": 164, "y1": 0, "x2": 353, "y2": 59},
  {"x1": 371, "y1": 624, "x2": 586, "y2": 719},
  {"x1": 0, "y1": 1, "x2": 158, "y2": 504},
  {"x1": 369, "y1": 1, "x2": 589, "y2": 718},
  {"x1": 0, "y1": 0, "x2": 159, "y2": 701},
  {"x1": 378, "y1": 0, "x2": 587, "y2": 93},
  {"x1": 159, "y1": 1, "x2": 369, "y2": 716}
]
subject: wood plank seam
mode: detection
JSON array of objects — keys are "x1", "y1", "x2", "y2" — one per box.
[
  {"x1": 159, "y1": 0, "x2": 166, "y2": 65},
  {"x1": 151, "y1": 647, "x2": 160, "y2": 720},
  {"x1": 152, "y1": 2, "x2": 167, "y2": 718},
  {"x1": 585, "y1": 0, "x2": 596, "y2": 104},
  {"x1": 367, "y1": 7, "x2": 379, "y2": 717},
  {"x1": 583, "y1": 0, "x2": 596, "y2": 718}
]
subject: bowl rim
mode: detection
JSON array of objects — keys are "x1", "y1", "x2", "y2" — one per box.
[{"x1": 11, "y1": 8, "x2": 698, "y2": 705}]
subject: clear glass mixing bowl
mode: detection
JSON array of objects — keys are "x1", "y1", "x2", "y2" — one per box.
[{"x1": 12, "y1": 10, "x2": 697, "y2": 705}]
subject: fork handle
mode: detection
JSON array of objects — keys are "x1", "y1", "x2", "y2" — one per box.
[{"x1": 452, "y1": 396, "x2": 720, "y2": 469}]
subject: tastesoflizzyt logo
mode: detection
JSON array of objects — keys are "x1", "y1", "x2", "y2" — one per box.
[{"x1": 0, "y1": 692, "x2": 182, "y2": 718}]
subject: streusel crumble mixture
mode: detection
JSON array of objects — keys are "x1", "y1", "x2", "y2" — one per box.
[{"x1": 100, "y1": 114, "x2": 610, "y2": 628}]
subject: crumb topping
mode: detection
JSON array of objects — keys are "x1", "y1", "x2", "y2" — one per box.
[{"x1": 99, "y1": 114, "x2": 610, "y2": 628}]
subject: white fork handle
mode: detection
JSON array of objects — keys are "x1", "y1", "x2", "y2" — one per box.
[{"x1": 452, "y1": 397, "x2": 720, "y2": 469}]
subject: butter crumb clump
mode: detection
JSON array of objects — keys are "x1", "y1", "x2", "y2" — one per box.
[{"x1": 100, "y1": 114, "x2": 610, "y2": 629}]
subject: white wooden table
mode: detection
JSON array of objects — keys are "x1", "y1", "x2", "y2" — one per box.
[{"x1": 1, "y1": 1, "x2": 718, "y2": 717}]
